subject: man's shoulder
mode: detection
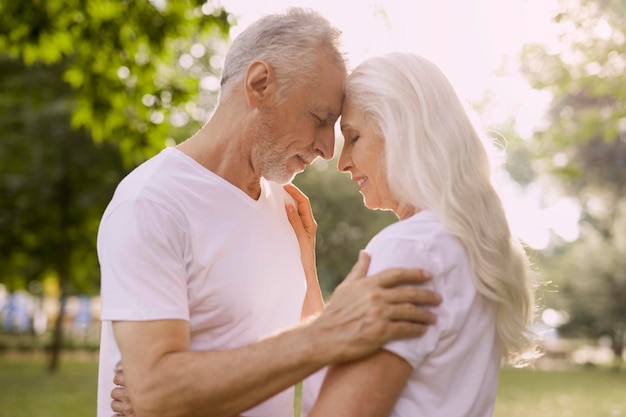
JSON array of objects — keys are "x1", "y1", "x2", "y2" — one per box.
[{"x1": 110, "y1": 148, "x2": 209, "y2": 205}]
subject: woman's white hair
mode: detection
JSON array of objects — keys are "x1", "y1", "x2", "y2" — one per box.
[
  {"x1": 220, "y1": 7, "x2": 346, "y2": 99},
  {"x1": 344, "y1": 52, "x2": 539, "y2": 366}
]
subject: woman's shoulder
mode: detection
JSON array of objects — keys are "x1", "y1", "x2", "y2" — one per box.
[
  {"x1": 367, "y1": 210, "x2": 467, "y2": 271},
  {"x1": 371, "y1": 210, "x2": 450, "y2": 245}
]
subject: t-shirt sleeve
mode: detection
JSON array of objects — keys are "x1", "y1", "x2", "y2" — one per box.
[
  {"x1": 98, "y1": 198, "x2": 190, "y2": 322},
  {"x1": 365, "y1": 235, "x2": 445, "y2": 369}
]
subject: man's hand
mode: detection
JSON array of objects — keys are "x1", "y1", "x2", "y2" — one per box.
[
  {"x1": 111, "y1": 369, "x2": 134, "y2": 417},
  {"x1": 308, "y1": 250, "x2": 441, "y2": 364}
]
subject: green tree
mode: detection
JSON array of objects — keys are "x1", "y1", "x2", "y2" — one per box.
[
  {"x1": 518, "y1": 0, "x2": 626, "y2": 338},
  {"x1": 0, "y1": 0, "x2": 230, "y2": 162},
  {"x1": 0, "y1": 0, "x2": 232, "y2": 370},
  {"x1": 0, "y1": 57, "x2": 128, "y2": 369}
]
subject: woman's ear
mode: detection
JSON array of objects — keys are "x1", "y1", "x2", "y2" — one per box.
[{"x1": 244, "y1": 60, "x2": 275, "y2": 107}]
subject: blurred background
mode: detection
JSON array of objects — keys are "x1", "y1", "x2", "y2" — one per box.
[{"x1": 0, "y1": 0, "x2": 624, "y2": 416}]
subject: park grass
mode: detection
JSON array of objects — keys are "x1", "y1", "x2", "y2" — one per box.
[
  {"x1": 1, "y1": 355, "x2": 625, "y2": 417},
  {"x1": 0, "y1": 354, "x2": 98, "y2": 417},
  {"x1": 494, "y1": 366, "x2": 626, "y2": 417}
]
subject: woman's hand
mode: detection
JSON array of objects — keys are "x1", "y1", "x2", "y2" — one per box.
[
  {"x1": 284, "y1": 183, "x2": 324, "y2": 317},
  {"x1": 284, "y1": 183, "x2": 317, "y2": 271}
]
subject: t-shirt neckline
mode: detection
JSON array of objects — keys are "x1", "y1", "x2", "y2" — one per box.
[{"x1": 163, "y1": 147, "x2": 271, "y2": 208}]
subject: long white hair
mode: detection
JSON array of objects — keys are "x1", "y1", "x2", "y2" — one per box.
[{"x1": 344, "y1": 52, "x2": 539, "y2": 366}]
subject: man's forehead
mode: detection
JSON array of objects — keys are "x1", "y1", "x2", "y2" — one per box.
[
  {"x1": 310, "y1": 100, "x2": 341, "y2": 120},
  {"x1": 310, "y1": 57, "x2": 345, "y2": 117}
]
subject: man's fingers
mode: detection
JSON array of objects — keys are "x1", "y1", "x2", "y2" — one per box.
[
  {"x1": 111, "y1": 399, "x2": 130, "y2": 414},
  {"x1": 383, "y1": 285, "x2": 442, "y2": 306},
  {"x1": 111, "y1": 386, "x2": 134, "y2": 416},
  {"x1": 111, "y1": 387, "x2": 127, "y2": 401},
  {"x1": 386, "y1": 303, "x2": 438, "y2": 324},
  {"x1": 374, "y1": 267, "x2": 433, "y2": 288},
  {"x1": 384, "y1": 321, "x2": 430, "y2": 339},
  {"x1": 111, "y1": 400, "x2": 122, "y2": 413},
  {"x1": 113, "y1": 370, "x2": 126, "y2": 386},
  {"x1": 343, "y1": 251, "x2": 371, "y2": 282}
]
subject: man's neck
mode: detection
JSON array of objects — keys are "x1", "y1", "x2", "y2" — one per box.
[{"x1": 176, "y1": 110, "x2": 263, "y2": 200}]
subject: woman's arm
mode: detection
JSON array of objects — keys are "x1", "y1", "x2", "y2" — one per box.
[
  {"x1": 308, "y1": 350, "x2": 412, "y2": 417},
  {"x1": 284, "y1": 183, "x2": 325, "y2": 318}
]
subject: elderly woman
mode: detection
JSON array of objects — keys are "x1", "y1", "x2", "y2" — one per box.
[{"x1": 294, "y1": 52, "x2": 539, "y2": 417}]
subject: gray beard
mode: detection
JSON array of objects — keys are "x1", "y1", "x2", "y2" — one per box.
[{"x1": 250, "y1": 135, "x2": 296, "y2": 185}]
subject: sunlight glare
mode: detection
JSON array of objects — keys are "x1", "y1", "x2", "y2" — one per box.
[{"x1": 500, "y1": 177, "x2": 581, "y2": 250}]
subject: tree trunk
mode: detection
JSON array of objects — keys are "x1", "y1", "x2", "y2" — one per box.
[
  {"x1": 48, "y1": 147, "x2": 71, "y2": 373},
  {"x1": 48, "y1": 279, "x2": 67, "y2": 372}
]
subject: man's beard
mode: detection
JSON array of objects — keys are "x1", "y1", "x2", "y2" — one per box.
[
  {"x1": 251, "y1": 109, "x2": 299, "y2": 184},
  {"x1": 256, "y1": 148, "x2": 297, "y2": 184}
]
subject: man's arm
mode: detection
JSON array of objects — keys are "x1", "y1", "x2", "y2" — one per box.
[
  {"x1": 113, "y1": 318, "x2": 323, "y2": 417},
  {"x1": 113, "y1": 253, "x2": 439, "y2": 417}
]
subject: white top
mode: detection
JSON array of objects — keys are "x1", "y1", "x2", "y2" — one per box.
[
  {"x1": 96, "y1": 147, "x2": 306, "y2": 417},
  {"x1": 303, "y1": 210, "x2": 499, "y2": 417}
]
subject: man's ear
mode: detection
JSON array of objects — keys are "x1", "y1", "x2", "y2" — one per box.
[{"x1": 244, "y1": 60, "x2": 275, "y2": 107}]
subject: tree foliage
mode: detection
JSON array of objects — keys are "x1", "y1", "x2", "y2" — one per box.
[
  {"x1": 0, "y1": 0, "x2": 231, "y2": 164},
  {"x1": 520, "y1": 0, "x2": 626, "y2": 180},
  {"x1": 0, "y1": 58, "x2": 126, "y2": 294},
  {"x1": 519, "y1": 0, "x2": 626, "y2": 337},
  {"x1": 0, "y1": 55, "x2": 131, "y2": 370},
  {"x1": 0, "y1": 0, "x2": 233, "y2": 369}
]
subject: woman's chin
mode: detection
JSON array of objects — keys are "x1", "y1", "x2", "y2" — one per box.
[
  {"x1": 362, "y1": 197, "x2": 397, "y2": 215},
  {"x1": 361, "y1": 196, "x2": 379, "y2": 211}
]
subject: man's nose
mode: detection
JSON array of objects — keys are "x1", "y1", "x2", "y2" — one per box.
[{"x1": 314, "y1": 128, "x2": 336, "y2": 160}]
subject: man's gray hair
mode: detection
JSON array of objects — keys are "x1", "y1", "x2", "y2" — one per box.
[{"x1": 220, "y1": 7, "x2": 346, "y2": 97}]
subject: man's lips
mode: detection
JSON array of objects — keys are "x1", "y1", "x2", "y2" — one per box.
[{"x1": 296, "y1": 155, "x2": 315, "y2": 167}]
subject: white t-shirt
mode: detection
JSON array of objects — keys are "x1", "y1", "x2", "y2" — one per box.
[
  {"x1": 96, "y1": 147, "x2": 305, "y2": 417},
  {"x1": 303, "y1": 210, "x2": 499, "y2": 417}
]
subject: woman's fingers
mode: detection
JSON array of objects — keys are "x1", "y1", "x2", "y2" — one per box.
[{"x1": 284, "y1": 183, "x2": 317, "y2": 232}]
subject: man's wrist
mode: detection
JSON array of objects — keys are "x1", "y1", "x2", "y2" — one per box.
[{"x1": 291, "y1": 314, "x2": 337, "y2": 367}]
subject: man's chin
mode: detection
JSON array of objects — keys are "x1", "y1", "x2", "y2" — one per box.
[{"x1": 264, "y1": 170, "x2": 299, "y2": 185}]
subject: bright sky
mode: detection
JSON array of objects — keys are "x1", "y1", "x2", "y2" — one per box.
[
  {"x1": 222, "y1": 0, "x2": 557, "y2": 99},
  {"x1": 219, "y1": 0, "x2": 579, "y2": 249}
]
